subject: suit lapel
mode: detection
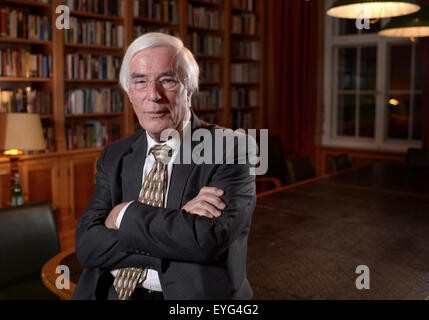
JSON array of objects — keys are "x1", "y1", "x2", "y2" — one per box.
[
  {"x1": 121, "y1": 130, "x2": 147, "y2": 202},
  {"x1": 166, "y1": 111, "x2": 202, "y2": 209},
  {"x1": 121, "y1": 112, "x2": 205, "y2": 207}
]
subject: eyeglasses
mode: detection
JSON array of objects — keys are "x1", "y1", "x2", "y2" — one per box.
[{"x1": 130, "y1": 77, "x2": 186, "y2": 91}]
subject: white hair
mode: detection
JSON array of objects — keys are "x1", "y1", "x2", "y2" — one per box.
[{"x1": 119, "y1": 32, "x2": 199, "y2": 94}]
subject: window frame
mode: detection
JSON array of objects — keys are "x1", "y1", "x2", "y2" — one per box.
[{"x1": 323, "y1": 0, "x2": 422, "y2": 152}]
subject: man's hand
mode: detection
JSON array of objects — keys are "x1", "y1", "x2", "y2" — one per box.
[
  {"x1": 105, "y1": 202, "x2": 129, "y2": 230},
  {"x1": 182, "y1": 187, "x2": 226, "y2": 219}
]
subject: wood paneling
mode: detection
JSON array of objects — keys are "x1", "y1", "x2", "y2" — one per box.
[
  {"x1": 27, "y1": 168, "x2": 52, "y2": 203},
  {"x1": 69, "y1": 156, "x2": 97, "y2": 222}
]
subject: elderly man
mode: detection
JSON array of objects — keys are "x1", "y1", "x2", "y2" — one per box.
[{"x1": 72, "y1": 33, "x2": 256, "y2": 300}]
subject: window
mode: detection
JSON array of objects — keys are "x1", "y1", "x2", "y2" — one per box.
[
  {"x1": 323, "y1": 0, "x2": 422, "y2": 151},
  {"x1": 387, "y1": 43, "x2": 422, "y2": 141},
  {"x1": 336, "y1": 46, "x2": 377, "y2": 138}
]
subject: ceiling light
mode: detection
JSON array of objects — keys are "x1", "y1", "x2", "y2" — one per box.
[
  {"x1": 379, "y1": 6, "x2": 429, "y2": 38},
  {"x1": 327, "y1": 0, "x2": 421, "y2": 19}
]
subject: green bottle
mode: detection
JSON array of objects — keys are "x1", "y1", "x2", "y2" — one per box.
[{"x1": 11, "y1": 173, "x2": 23, "y2": 206}]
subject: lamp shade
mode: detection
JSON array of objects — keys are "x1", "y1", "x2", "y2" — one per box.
[
  {"x1": 379, "y1": 6, "x2": 429, "y2": 37},
  {"x1": 0, "y1": 113, "x2": 46, "y2": 152},
  {"x1": 327, "y1": 0, "x2": 421, "y2": 19}
]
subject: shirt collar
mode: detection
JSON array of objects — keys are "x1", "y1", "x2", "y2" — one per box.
[{"x1": 145, "y1": 107, "x2": 191, "y2": 156}]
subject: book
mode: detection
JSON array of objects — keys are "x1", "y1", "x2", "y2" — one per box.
[{"x1": 65, "y1": 88, "x2": 123, "y2": 114}]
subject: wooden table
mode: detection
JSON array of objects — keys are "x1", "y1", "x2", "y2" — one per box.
[
  {"x1": 42, "y1": 163, "x2": 429, "y2": 300},
  {"x1": 248, "y1": 163, "x2": 429, "y2": 299}
]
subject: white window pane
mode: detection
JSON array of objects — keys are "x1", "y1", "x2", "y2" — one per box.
[
  {"x1": 338, "y1": 48, "x2": 357, "y2": 90},
  {"x1": 388, "y1": 95, "x2": 410, "y2": 140},
  {"x1": 338, "y1": 94, "x2": 356, "y2": 136},
  {"x1": 359, "y1": 94, "x2": 375, "y2": 138},
  {"x1": 389, "y1": 44, "x2": 411, "y2": 91},
  {"x1": 360, "y1": 46, "x2": 377, "y2": 90}
]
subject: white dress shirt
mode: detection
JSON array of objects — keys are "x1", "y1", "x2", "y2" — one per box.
[{"x1": 111, "y1": 109, "x2": 191, "y2": 292}]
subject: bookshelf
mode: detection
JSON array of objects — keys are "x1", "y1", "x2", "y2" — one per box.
[
  {"x1": 63, "y1": 0, "x2": 125, "y2": 151},
  {"x1": 187, "y1": 0, "x2": 225, "y2": 125},
  {"x1": 0, "y1": 0, "x2": 265, "y2": 250},
  {"x1": 0, "y1": 0, "x2": 264, "y2": 152},
  {"x1": 230, "y1": 0, "x2": 263, "y2": 130}
]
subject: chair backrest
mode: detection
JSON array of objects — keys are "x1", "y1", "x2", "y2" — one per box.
[
  {"x1": 286, "y1": 157, "x2": 316, "y2": 184},
  {"x1": 406, "y1": 148, "x2": 429, "y2": 167},
  {"x1": 0, "y1": 202, "x2": 60, "y2": 288},
  {"x1": 329, "y1": 154, "x2": 353, "y2": 172}
]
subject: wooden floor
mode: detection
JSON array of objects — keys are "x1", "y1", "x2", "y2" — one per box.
[
  {"x1": 46, "y1": 163, "x2": 429, "y2": 300},
  {"x1": 248, "y1": 164, "x2": 429, "y2": 299}
]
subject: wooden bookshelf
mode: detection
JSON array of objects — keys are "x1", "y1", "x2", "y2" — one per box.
[{"x1": 0, "y1": 0, "x2": 266, "y2": 250}]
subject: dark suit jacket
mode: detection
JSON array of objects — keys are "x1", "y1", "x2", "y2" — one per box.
[{"x1": 72, "y1": 112, "x2": 256, "y2": 300}]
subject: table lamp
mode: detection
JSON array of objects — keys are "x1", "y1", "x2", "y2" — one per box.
[{"x1": 0, "y1": 113, "x2": 46, "y2": 205}]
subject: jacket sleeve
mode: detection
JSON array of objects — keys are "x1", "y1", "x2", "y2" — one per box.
[
  {"x1": 117, "y1": 140, "x2": 257, "y2": 264},
  {"x1": 75, "y1": 147, "x2": 158, "y2": 270}
]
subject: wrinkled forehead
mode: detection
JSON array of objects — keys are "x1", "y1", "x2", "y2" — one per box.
[{"x1": 129, "y1": 46, "x2": 181, "y2": 77}]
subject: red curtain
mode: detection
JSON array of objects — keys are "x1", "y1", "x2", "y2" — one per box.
[
  {"x1": 420, "y1": 0, "x2": 429, "y2": 148},
  {"x1": 267, "y1": 0, "x2": 322, "y2": 160}
]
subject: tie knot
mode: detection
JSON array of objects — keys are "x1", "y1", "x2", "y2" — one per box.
[{"x1": 150, "y1": 144, "x2": 173, "y2": 164}]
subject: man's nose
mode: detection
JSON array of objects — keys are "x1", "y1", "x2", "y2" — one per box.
[{"x1": 146, "y1": 80, "x2": 162, "y2": 102}]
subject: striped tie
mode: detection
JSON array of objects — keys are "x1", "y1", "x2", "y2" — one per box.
[{"x1": 113, "y1": 144, "x2": 172, "y2": 300}]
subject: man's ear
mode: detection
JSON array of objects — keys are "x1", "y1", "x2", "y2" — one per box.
[
  {"x1": 127, "y1": 90, "x2": 134, "y2": 104},
  {"x1": 187, "y1": 90, "x2": 193, "y2": 106}
]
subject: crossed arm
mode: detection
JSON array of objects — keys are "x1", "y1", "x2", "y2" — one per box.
[
  {"x1": 104, "y1": 186, "x2": 226, "y2": 230},
  {"x1": 75, "y1": 146, "x2": 256, "y2": 269}
]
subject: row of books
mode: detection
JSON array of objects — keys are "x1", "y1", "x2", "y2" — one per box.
[
  {"x1": 188, "y1": 5, "x2": 223, "y2": 30},
  {"x1": 0, "y1": 9, "x2": 51, "y2": 41},
  {"x1": 133, "y1": 0, "x2": 178, "y2": 24},
  {"x1": 0, "y1": 89, "x2": 51, "y2": 114},
  {"x1": 232, "y1": 40, "x2": 260, "y2": 60},
  {"x1": 231, "y1": 63, "x2": 259, "y2": 83},
  {"x1": 193, "y1": 0, "x2": 223, "y2": 5},
  {"x1": 188, "y1": 33, "x2": 223, "y2": 57},
  {"x1": 232, "y1": 110, "x2": 254, "y2": 130},
  {"x1": 0, "y1": 49, "x2": 52, "y2": 78},
  {"x1": 65, "y1": 18, "x2": 125, "y2": 47},
  {"x1": 134, "y1": 26, "x2": 179, "y2": 38},
  {"x1": 66, "y1": 0, "x2": 123, "y2": 17},
  {"x1": 232, "y1": 13, "x2": 258, "y2": 35},
  {"x1": 200, "y1": 61, "x2": 220, "y2": 82},
  {"x1": 65, "y1": 88, "x2": 124, "y2": 114},
  {"x1": 231, "y1": 87, "x2": 258, "y2": 108},
  {"x1": 193, "y1": 88, "x2": 222, "y2": 110},
  {"x1": 66, "y1": 121, "x2": 120, "y2": 150},
  {"x1": 65, "y1": 53, "x2": 121, "y2": 80},
  {"x1": 232, "y1": 0, "x2": 256, "y2": 11}
]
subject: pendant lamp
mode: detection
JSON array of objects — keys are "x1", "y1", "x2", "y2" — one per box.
[
  {"x1": 327, "y1": 0, "x2": 421, "y2": 19},
  {"x1": 379, "y1": 6, "x2": 429, "y2": 37}
]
